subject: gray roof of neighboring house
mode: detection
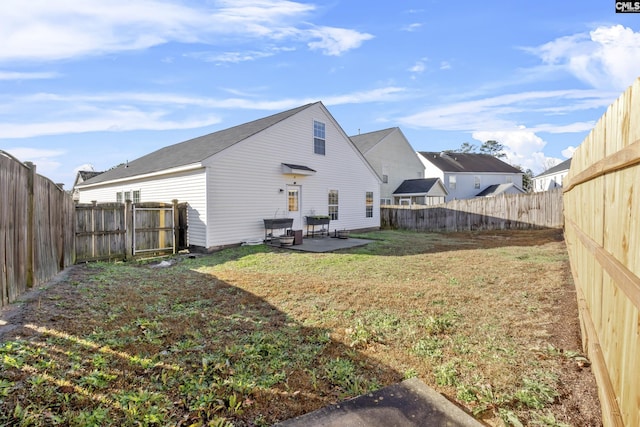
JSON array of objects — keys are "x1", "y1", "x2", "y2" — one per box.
[
  {"x1": 79, "y1": 102, "x2": 318, "y2": 186},
  {"x1": 393, "y1": 178, "x2": 442, "y2": 195},
  {"x1": 534, "y1": 158, "x2": 572, "y2": 178},
  {"x1": 475, "y1": 183, "x2": 524, "y2": 197},
  {"x1": 350, "y1": 127, "x2": 397, "y2": 154},
  {"x1": 78, "y1": 171, "x2": 103, "y2": 181},
  {"x1": 419, "y1": 152, "x2": 522, "y2": 173}
]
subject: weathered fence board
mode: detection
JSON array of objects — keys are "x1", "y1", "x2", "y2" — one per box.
[
  {"x1": 564, "y1": 77, "x2": 640, "y2": 427},
  {"x1": 381, "y1": 189, "x2": 563, "y2": 232},
  {"x1": 75, "y1": 203, "x2": 126, "y2": 262},
  {"x1": 1, "y1": 152, "x2": 75, "y2": 308}
]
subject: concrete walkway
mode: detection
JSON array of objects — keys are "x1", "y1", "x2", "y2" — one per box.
[{"x1": 275, "y1": 378, "x2": 484, "y2": 427}]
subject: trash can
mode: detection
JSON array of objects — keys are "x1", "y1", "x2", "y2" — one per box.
[{"x1": 289, "y1": 229, "x2": 303, "y2": 245}]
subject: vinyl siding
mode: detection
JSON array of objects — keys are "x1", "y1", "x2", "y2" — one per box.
[
  {"x1": 443, "y1": 172, "x2": 523, "y2": 201},
  {"x1": 363, "y1": 130, "x2": 425, "y2": 201},
  {"x1": 76, "y1": 168, "x2": 207, "y2": 247},
  {"x1": 202, "y1": 103, "x2": 380, "y2": 248}
]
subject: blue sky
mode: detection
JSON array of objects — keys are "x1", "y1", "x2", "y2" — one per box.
[{"x1": 2, "y1": 0, "x2": 639, "y2": 189}]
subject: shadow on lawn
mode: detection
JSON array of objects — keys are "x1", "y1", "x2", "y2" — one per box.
[{"x1": 0, "y1": 258, "x2": 404, "y2": 426}]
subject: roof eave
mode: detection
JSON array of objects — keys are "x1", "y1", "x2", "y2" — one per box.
[{"x1": 77, "y1": 162, "x2": 204, "y2": 189}]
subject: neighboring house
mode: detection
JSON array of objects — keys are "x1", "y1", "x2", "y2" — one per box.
[
  {"x1": 350, "y1": 127, "x2": 425, "y2": 205},
  {"x1": 391, "y1": 178, "x2": 448, "y2": 205},
  {"x1": 475, "y1": 183, "x2": 525, "y2": 197},
  {"x1": 532, "y1": 158, "x2": 572, "y2": 192},
  {"x1": 72, "y1": 170, "x2": 103, "y2": 201},
  {"x1": 417, "y1": 151, "x2": 523, "y2": 202},
  {"x1": 75, "y1": 102, "x2": 381, "y2": 251}
]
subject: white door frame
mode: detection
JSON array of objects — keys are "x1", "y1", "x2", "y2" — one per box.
[{"x1": 286, "y1": 185, "x2": 303, "y2": 230}]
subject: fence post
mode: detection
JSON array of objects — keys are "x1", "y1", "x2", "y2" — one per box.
[
  {"x1": 172, "y1": 199, "x2": 179, "y2": 255},
  {"x1": 24, "y1": 162, "x2": 35, "y2": 288},
  {"x1": 125, "y1": 200, "x2": 133, "y2": 260}
]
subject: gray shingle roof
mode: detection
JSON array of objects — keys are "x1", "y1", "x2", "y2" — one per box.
[
  {"x1": 419, "y1": 152, "x2": 521, "y2": 173},
  {"x1": 350, "y1": 127, "x2": 397, "y2": 154},
  {"x1": 475, "y1": 183, "x2": 524, "y2": 197},
  {"x1": 393, "y1": 178, "x2": 441, "y2": 195},
  {"x1": 534, "y1": 158, "x2": 572, "y2": 178},
  {"x1": 78, "y1": 171, "x2": 103, "y2": 180},
  {"x1": 79, "y1": 102, "x2": 319, "y2": 186}
]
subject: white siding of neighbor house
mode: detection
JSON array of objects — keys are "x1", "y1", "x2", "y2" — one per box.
[
  {"x1": 201, "y1": 103, "x2": 380, "y2": 248},
  {"x1": 363, "y1": 130, "x2": 425, "y2": 203},
  {"x1": 533, "y1": 170, "x2": 568, "y2": 192},
  {"x1": 76, "y1": 168, "x2": 208, "y2": 247}
]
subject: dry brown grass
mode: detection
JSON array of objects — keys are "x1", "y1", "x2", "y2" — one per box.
[{"x1": 0, "y1": 229, "x2": 601, "y2": 426}]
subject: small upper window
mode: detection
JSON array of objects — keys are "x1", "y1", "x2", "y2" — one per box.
[
  {"x1": 382, "y1": 174, "x2": 388, "y2": 184},
  {"x1": 116, "y1": 192, "x2": 123, "y2": 203},
  {"x1": 449, "y1": 175, "x2": 457, "y2": 190},
  {"x1": 314, "y1": 120, "x2": 326, "y2": 155},
  {"x1": 474, "y1": 176, "x2": 481, "y2": 189},
  {"x1": 133, "y1": 190, "x2": 141, "y2": 204}
]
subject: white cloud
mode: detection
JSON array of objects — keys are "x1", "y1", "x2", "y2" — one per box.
[
  {"x1": 0, "y1": 70, "x2": 59, "y2": 80},
  {"x1": 73, "y1": 163, "x2": 95, "y2": 174},
  {"x1": 3, "y1": 147, "x2": 65, "y2": 177},
  {"x1": 0, "y1": 0, "x2": 372, "y2": 63},
  {"x1": 398, "y1": 89, "x2": 612, "y2": 133},
  {"x1": 526, "y1": 25, "x2": 640, "y2": 91},
  {"x1": 409, "y1": 60, "x2": 426, "y2": 74},
  {"x1": 561, "y1": 146, "x2": 576, "y2": 158},
  {"x1": 0, "y1": 108, "x2": 222, "y2": 139},
  {"x1": 472, "y1": 129, "x2": 548, "y2": 173},
  {"x1": 402, "y1": 23, "x2": 422, "y2": 32},
  {"x1": 0, "y1": 86, "x2": 406, "y2": 139},
  {"x1": 307, "y1": 26, "x2": 374, "y2": 56},
  {"x1": 440, "y1": 61, "x2": 451, "y2": 70}
]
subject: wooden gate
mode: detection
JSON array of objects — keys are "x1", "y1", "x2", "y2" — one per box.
[
  {"x1": 133, "y1": 203, "x2": 176, "y2": 256},
  {"x1": 75, "y1": 200, "x2": 188, "y2": 262}
]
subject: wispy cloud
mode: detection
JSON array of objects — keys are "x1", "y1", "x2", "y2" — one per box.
[
  {"x1": 306, "y1": 26, "x2": 374, "y2": 56},
  {"x1": 0, "y1": 86, "x2": 406, "y2": 139},
  {"x1": 402, "y1": 23, "x2": 422, "y2": 32},
  {"x1": 0, "y1": 0, "x2": 372, "y2": 63},
  {"x1": 0, "y1": 71, "x2": 59, "y2": 80},
  {"x1": 523, "y1": 25, "x2": 640, "y2": 91},
  {"x1": 397, "y1": 89, "x2": 616, "y2": 132}
]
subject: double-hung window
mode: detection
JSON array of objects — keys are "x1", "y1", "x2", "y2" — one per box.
[
  {"x1": 328, "y1": 190, "x2": 339, "y2": 220},
  {"x1": 449, "y1": 175, "x2": 457, "y2": 190},
  {"x1": 314, "y1": 120, "x2": 326, "y2": 155},
  {"x1": 365, "y1": 192, "x2": 374, "y2": 218}
]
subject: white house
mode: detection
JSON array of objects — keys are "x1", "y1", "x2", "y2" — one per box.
[
  {"x1": 350, "y1": 127, "x2": 425, "y2": 205},
  {"x1": 75, "y1": 102, "x2": 381, "y2": 251},
  {"x1": 391, "y1": 178, "x2": 448, "y2": 205},
  {"x1": 72, "y1": 170, "x2": 103, "y2": 202},
  {"x1": 417, "y1": 151, "x2": 524, "y2": 202},
  {"x1": 532, "y1": 158, "x2": 571, "y2": 192}
]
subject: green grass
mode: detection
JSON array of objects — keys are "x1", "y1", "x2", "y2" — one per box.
[{"x1": 0, "y1": 229, "x2": 589, "y2": 426}]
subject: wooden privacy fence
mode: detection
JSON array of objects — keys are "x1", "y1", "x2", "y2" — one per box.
[
  {"x1": 381, "y1": 189, "x2": 563, "y2": 232},
  {"x1": 1, "y1": 151, "x2": 75, "y2": 308},
  {"x1": 75, "y1": 200, "x2": 188, "y2": 263},
  {"x1": 563, "y1": 78, "x2": 640, "y2": 427}
]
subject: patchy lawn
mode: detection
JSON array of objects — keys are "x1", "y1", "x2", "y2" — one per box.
[{"x1": 0, "y1": 229, "x2": 601, "y2": 426}]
